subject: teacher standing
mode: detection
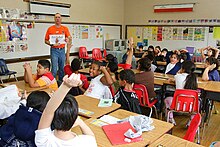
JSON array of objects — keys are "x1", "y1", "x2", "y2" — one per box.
[{"x1": 45, "y1": 13, "x2": 71, "y2": 82}]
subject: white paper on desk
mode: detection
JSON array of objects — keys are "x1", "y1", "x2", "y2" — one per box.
[
  {"x1": 99, "y1": 115, "x2": 120, "y2": 124},
  {"x1": 0, "y1": 85, "x2": 20, "y2": 103},
  {"x1": 49, "y1": 34, "x2": 66, "y2": 44}
]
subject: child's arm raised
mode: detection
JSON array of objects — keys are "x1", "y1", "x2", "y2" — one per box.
[
  {"x1": 65, "y1": 38, "x2": 72, "y2": 65},
  {"x1": 38, "y1": 74, "x2": 82, "y2": 130},
  {"x1": 100, "y1": 66, "x2": 113, "y2": 86},
  {"x1": 200, "y1": 46, "x2": 209, "y2": 59},
  {"x1": 125, "y1": 37, "x2": 134, "y2": 66},
  {"x1": 202, "y1": 64, "x2": 216, "y2": 81},
  {"x1": 211, "y1": 46, "x2": 220, "y2": 59}
]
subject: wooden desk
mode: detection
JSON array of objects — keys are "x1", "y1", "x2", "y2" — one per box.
[
  {"x1": 0, "y1": 80, "x2": 47, "y2": 93},
  {"x1": 156, "y1": 61, "x2": 167, "y2": 66},
  {"x1": 75, "y1": 95, "x2": 121, "y2": 118},
  {"x1": 78, "y1": 68, "x2": 90, "y2": 75},
  {"x1": 72, "y1": 109, "x2": 173, "y2": 147},
  {"x1": 149, "y1": 134, "x2": 203, "y2": 147},
  {"x1": 195, "y1": 62, "x2": 220, "y2": 71},
  {"x1": 154, "y1": 72, "x2": 174, "y2": 79}
]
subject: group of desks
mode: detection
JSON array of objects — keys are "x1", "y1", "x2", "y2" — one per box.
[{"x1": 0, "y1": 79, "x2": 204, "y2": 146}]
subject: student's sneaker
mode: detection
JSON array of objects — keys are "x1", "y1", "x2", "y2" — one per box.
[{"x1": 169, "y1": 118, "x2": 176, "y2": 125}]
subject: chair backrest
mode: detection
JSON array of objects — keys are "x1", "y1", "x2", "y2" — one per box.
[
  {"x1": 0, "y1": 59, "x2": 9, "y2": 74},
  {"x1": 133, "y1": 84, "x2": 149, "y2": 106},
  {"x1": 170, "y1": 89, "x2": 199, "y2": 113},
  {"x1": 79, "y1": 46, "x2": 89, "y2": 58},
  {"x1": 109, "y1": 85, "x2": 115, "y2": 97},
  {"x1": 183, "y1": 113, "x2": 201, "y2": 142},
  {"x1": 92, "y1": 48, "x2": 103, "y2": 59},
  {"x1": 103, "y1": 49, "x2": 107, "y2": 58}
]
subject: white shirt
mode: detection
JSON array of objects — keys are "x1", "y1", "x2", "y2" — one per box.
[
  {"x1": 35, "y1": 128, "x2": 97, "y2": 147},
  {"x1": 174, "y1": 73, "x2": 189, "y2": 89},
  {"x1": 165, "y1": 63, "x2": 176, "y2": 74},
  {"x1": 84, "y1": 75, "x2": 112, "y2": 99}
]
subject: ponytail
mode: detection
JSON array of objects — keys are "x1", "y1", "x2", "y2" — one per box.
[{"x1": 184, "y1": 73, "x2": 198, "y2": 90}]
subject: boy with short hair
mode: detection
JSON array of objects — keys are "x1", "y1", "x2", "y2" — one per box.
[
  {"x1": 35, "y1": 73, "x2": 97, "y2": 146},
  {"x1": 114, "y1": 69, "x2": 142, "y2": 114},
  {"x1": 23, "y1": 60, "x2": 58, "y2": 91}
]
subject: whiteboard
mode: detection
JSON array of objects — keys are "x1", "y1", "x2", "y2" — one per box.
[{"x1": 2, "y1": 22, "x2": 121, "y2": 59}]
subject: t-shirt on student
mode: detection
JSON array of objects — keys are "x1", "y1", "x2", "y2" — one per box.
[
  {"x1": 35, "y1": 128, "x2": 97, "y2": 147},
  {"x1": 33, "y1": 72, "x2": 58, "y2": 91}
]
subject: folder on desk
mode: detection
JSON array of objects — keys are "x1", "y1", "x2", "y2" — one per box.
[{"x1": 102, "y1": 122, "x2": 143, "y2": 145}]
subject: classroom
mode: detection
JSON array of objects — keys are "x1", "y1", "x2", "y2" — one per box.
[{"x1": 0, "y1": 0, "x2": 220, "y2": 146}]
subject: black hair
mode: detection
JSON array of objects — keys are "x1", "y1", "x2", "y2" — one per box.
[
  {"x1": 92, "y1": 61, "x2": 101, "y2": 69},
  {"x1": 155, "y1": 46, "x2": 161, "y2": 51},
  {"x1": 38, "y1": 60, "x2": 50, "y2": 70},
  {"x1": 71, "y1": 58, "x2": 81, "y2": 72},
  {"x1": 162, "y1": 48, "x2": 168, "y2": 53},
  {"x1": 52, "y1": 94, "x2": 78, "y2": 131},
  {"x1": 146, "y1": 51, "x2": 155, "y2": 61},
  {"x1": 148, "y1": 45, "x2": 154, "y2": 51},
  {"x1": 119, "y1": 69, "x2": 135, "y2": 84},
  {"x1": 106, "y1": 54, "x2": 118, "y2": 64},
  {"x1": 206, "y1": 57, "x2": 220, "y2": 70},
  {"x1": 139, "y1": 45, "x2": 143, "y2": 49},
  {"x1": 171, "y1": 52, "x2": 180, "y2": 61},
  {"x1": 27, "y1": 91, "x2": 50, "y2": 112},
  {"x1": 181, "y1": 61, "x2": 198, "y2": 90},
  {"x1": 107, "y1": 61, "x2": 118, "y2": 73},
  {"x1": 138, "y1": 57, "x2": 151, "y2": 72},
  {"x1": 209, "y1": 48, "x2": 217, "y2": 57}
]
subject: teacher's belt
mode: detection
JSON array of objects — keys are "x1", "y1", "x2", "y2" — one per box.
[{"x1": 53, "y1": 47, "x2": 65, "y2": 50}]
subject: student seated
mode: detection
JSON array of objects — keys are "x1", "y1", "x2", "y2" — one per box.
[
  {"x1": 119, "y1": 37, "x2": 135, "y2": 69},
  {"x1": 135, "y1": 58, "x2": 156, "y2": 100},
  {"x1": 23, "y1": 60, "x2": 58, "y2": 91},
  {"x1": 84, "y1": 61, "x2": 113, "y2": 99},
  {"x1": 164, "y1": 61, "x2": 198, "y2": 125},
  {"x1": 202, "y1": 57, "x2": 220, "y2": 81},
  {"x1": 165, "y1": 53, "x2": 181, "y2": 75},
  {"x1": 35, "y1": 73, "x2": 97, "y2": 147},
  {"x1": 114, "y1": 69, "x2": 142, "y2": 114},
  {"x1": 200, "y1": 46, "x2": 219, "y2": 60},
  {"x1": 0, "y1": 91, "x2": 50, "y2": 146},
  {"x1": 64, "y1": 58, "x2": 89, "y2": 95}
]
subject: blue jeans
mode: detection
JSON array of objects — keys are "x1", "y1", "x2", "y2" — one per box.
[{"x1": 50, "y1": 47, "x2": 65, "y2": 81}]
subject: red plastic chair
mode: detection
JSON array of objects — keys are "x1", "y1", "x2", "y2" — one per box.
[
  {"x1": 92, "y1": 48, "x2": 105, "y2": 61},
  {"x1": 167, "y1": 89, "x2": 199, "y2": 123},
  {"x1": 103, "y1": 49, "x2": 107, "y2": 58},
  {"x1": 79, "y1": 47, "x2": 92, "y2": 68},
  {"x1": 183, "y1": 113, "x2": 201, "y2": 144},
  {"x1": 133, "y1": 84, "x2": 158, "y2": 118}
]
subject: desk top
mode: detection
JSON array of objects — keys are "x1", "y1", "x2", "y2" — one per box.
[
  {"x1": 149, "y1": 134, "x2": 203, "y2": 147},
  {"x1": 75, "y1": 95, "x2": 121, "y2": 118},
  {"x1": 204, "y1": 81, "x2": 220, "y2": 92},
  {"x1": 195, "y1": 62, "x2": 220, "y2": 71},
  {"x1": 0, "y1": 80, "x2": 47, "y2": 93},
  {"x1": 156, "y1": 61, "x2": 167, "y2": 66},
  {"x1": 72, "y1": 109, "x2": 173, "y2": 147}
]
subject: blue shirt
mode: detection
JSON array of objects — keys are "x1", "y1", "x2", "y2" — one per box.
[{"x1": 208, "y1": 70, "x2": 220, "y2": 81}]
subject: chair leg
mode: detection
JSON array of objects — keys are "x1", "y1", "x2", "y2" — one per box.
[
  {"x1": 213, "y1": 103, "x2": 219, "y2": 114},
  {"x1": 197, "y1": 127, "x2": 200, "y2": 144},
  {"x1": 0, "y1": 78, "x2": 3, "y2": 84},
  {"x1": 14, "y1": 74, "x2": 18, "y2": 82},
  {"x1": 149, "y1": 107, "x2": 153, "y2": 118},
  {"x1": 81, "y1": 59, "x2": 85, "y2": 69},
  {"x1": 207, "y1": 100, "x2": 214, "y2": 125},
  {"x1": 167, "y1": 111, "x2": 171, "y2": 122},
  {"x1": 153, "y1": 105, "x2": 159, "y2": 119}
]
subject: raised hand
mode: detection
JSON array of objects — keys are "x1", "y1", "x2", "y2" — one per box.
[{"x1": 63, "y1": 73, "x2": 82, "y2": 88}]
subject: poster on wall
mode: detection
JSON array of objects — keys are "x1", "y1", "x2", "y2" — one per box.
[
  {"x1": 89, "y1": 25, "x2": 96, "y2": 39},
  {"x1": 143, "y1": 27, "x2": 152, "y2": 40},
  {"x1": 95, "y1": 25, "x2": 103, "y2": 39},
  {"x1": 81, "y1": 25, "x2": 89, "y2": 39}
]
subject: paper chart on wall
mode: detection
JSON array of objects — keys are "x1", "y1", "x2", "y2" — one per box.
[{"x1": 81, "y1": 25, "x2": 89, "y2": 39}]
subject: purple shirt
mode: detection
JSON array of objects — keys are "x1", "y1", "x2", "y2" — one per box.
[{"x1": 208, "y1": 70, "x2": 220, "y2": 81}]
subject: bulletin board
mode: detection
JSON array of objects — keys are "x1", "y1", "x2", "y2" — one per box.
[
  {"x1": 126, "y1": 25, "x2": 220, "y2": 51},
  {"x1": 0, "y1": 21, "x2": 121, "y2": 60}
]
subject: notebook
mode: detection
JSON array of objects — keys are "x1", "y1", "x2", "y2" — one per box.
[{"x1": 102, "y1": 122, "x2": 143, "y2": 145}]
